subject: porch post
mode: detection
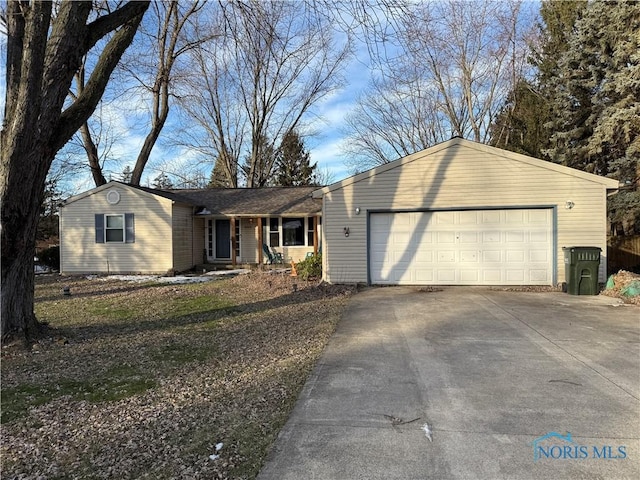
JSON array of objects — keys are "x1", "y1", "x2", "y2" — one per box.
[
  {"x1": 314, "y1": 215, "x2": 319, "y2": 255},
  {"x1": 231, "y1": 217, "x2": 237, "y2": 266},
  {"x1": 258, "y1": 217, "x2": 263, "y2": 265}
]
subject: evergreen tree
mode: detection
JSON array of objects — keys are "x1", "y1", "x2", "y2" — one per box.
[
  {"x1": 152, "y1": 172, "x2": 174, "y2": 189},
  {"x1": 489, "y1": 1, "x2": 586, "y2": 160},
  {"x1": 37, "y1": 179, "x2": 63, "y2": 241},
  {"x1": 242, "y1": 135, "x2": 277, "y2": 187},
  {"x1": 209, "y1": 157, "x2": 232, "y2": 188},
  {"x1": 542, "y1": 0, "x2": 639, "y2": 233},
  {"x1": 274, "y1": 130, "x2": 317, "y2": 186},
  {"x1": 489, "y1": 78, "x2": 550, "y2": 159},
  {"x1": 544, "y1": 1, "x2": 639, "y2": 177},
  {"x1": 120, "y1": 166, "x2": 133, "y2": 183}
]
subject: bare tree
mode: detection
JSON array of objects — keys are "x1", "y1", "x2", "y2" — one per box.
[
  {"x1": 1, "y1": 1, "x2": 150, "y2": 344},
  {"x1": 67, "y1": 0, "x2": 206, "y2": 188},
  {"x1": 344, "y1": 0, "x2": 536, "y2": 168},
  {"x1": 178, "y1": 0, "x2": 350, "y2": 187},
  {"x1": 128, "y1": 0, "x2": 206, "y2": 185}
]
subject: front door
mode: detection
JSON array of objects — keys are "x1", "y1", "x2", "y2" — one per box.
[{"x1": 215, "y1": 219, "x2": 231, "y2": 259}]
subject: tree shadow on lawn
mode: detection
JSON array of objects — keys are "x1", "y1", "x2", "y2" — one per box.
[
  {"x1": 35, "y1": 279, "x2": 170, "y2": 303},
  {"x1": 48, "y1": 283, "x2": 352, "y2": 344}
]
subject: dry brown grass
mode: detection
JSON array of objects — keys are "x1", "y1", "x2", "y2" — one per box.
[{"x1": 1, "y1": 272, "x2": 353, "y2": 479}]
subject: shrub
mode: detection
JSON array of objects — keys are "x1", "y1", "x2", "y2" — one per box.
[
  {"x1": 296, "y1": 254, "x2": 322, "y2": 281},
  {"x1": 38, "y1": 245, "x2": 60, "y2": 271}
]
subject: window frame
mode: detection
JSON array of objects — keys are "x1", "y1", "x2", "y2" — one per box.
[
  {"x1": 105, "y1": 214, "x2": 125, "y2": 243},
  {"x1": 282, "y1": 217, "x2": 305, "y2": 246},
  {"x1": 95, "y1": 213, "x2": 134, "y2": 244}
]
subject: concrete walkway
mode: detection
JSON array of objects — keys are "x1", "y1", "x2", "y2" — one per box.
[{"x1": 258, "y1": 287, "x2": 640, "y2": 479}]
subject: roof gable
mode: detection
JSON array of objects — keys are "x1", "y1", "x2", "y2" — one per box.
[
  {"x1": 313, "y1": 138, "x2": 619, "y2": 197},
  {"x1": 61, "y1": 181, "x2": 179, "y2": 206},
  {"x1": 62, "y1": 182, "x2": 320, "y2": 215}
]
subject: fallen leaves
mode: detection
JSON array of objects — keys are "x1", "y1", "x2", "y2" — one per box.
[{"x1": 1, "y1": 272, "x2": 354, "y2": 479}]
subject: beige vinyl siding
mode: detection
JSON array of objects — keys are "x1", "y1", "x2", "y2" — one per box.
[
  {"x1": 240, "y1": 220, "x2": 258, "y2": 263},
  {"x1": 60, "y1": 185, "x2": 174, "y2": 274},
  {"x1": 172, "y1": 204, "x2": 194, "y2": 272},
  {"x1": 321, "y1": 144, "x2": 614, "y2": 284},
  {"x1": 193, "y1": 218, "x2": 205, "y2": 265}
]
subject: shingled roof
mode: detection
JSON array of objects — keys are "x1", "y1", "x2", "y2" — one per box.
[{"x1": 161, "y1": 186, "x2": 322, "y2": 216}]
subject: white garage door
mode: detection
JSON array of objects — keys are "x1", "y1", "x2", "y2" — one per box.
[{"x1": 369, "y1": 209, "x2": 553, "y2": 285}]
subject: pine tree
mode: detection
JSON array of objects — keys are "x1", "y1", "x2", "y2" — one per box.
[
  {"x1": 489, "y1": 1, "x2": 586, "y2": 160},
  {"x1": 489, "y1": 78, "x2": 550, "y2": 159},
  {"x1": 209, "y1": 157, "x2": 231, "y2": 188},
  {"x1": 542, "y1": 0, "x2": 640, "y2": 233},
  {"x1": 120, "y1": 166, "x2": 133, "y2": 183},
  {"x1": 544, "y1": 1, "x2": 639, "y2": 177},
  {"x1": 274, "y1": 131, "x2": 317, "y2": 186},
  {"x1": 152, "y1": 172, "x2": 174, "y2": 189}
]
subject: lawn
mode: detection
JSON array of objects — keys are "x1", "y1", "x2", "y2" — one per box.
[{"x1": 1, "y1": 272, "x2": 353, "y2": 479}]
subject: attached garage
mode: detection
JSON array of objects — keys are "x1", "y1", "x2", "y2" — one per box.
[
  {"x1": 313, "y1": 138, "x2": 619, "y2": 286},
  {"x1": 369, "y1": 209, "x2": 553, "y2": 285}
]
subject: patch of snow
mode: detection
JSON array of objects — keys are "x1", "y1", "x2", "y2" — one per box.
[
  {"x1": 208, "y1": 454, "x2": 220, "y2": 461},
  {"x1": 103, "y1": 275, "x2": 217, "y2": 284},
  {"x1": 421, "y1": 423, "x2": 433, "y2": 442},
  {"x1": 204, "y1": 269, "x2": 250, "y2": 276},
  {"x1": 34, "y1": 265, "x2": 50, "y2": 274},
  {"x1": 215, "y1": 442, "x2": 224, "y2": 451}
]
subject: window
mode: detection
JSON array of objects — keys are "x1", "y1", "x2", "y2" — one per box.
[
  {"x1": 307, "y1": 217, "x2": 315, "y2": 247},
  {"x1": 269, "y1": 217, "x2": 280, "y2": 247},
  {"x1": 207, "y1": 219, "x2": 213, "y2": 257},
  {"x1": 105, "y1": 215, "x2": 124, "y2": 242},
  {"x1": 282, "y1": 217, "x2": 304, "y2": 246},
  {"x1": 95, "y1": 213, "x2": 134, "y2": 243},
  {"x1": 235, "y1": 219, "x2": 241, "y2": 259}
]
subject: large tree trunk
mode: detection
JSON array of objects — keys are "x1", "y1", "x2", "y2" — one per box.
[
  {"x1": 1, "y1": 1, "x2": 149, "y2": 345},
  {"x1": 1, "y1": 151, "x2": 48, "y2": 343}
]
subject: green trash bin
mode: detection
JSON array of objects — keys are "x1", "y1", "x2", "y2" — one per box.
[{"x1": 563, "y1": 246, "x2": 601, "y2": 295}]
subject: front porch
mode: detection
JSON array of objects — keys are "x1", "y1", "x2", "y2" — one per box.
[{"x1": 196, "y1": 215, "x2": 321, "y2": 267}]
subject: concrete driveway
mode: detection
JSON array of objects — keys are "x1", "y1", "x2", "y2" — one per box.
[{"x1": 258, "y1": 287, "x2": 640, "y2": 480}]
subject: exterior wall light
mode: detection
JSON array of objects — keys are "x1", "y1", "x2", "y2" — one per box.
[
  {"x1": 344, "y1": 227, "x2": 350, "y2": 237},
  {"x1": 355, "y1": 207, "x2": 361, "y2": 215},
  {"x1": 565, "y1": 201, "x2": 575, "y2": 209}
]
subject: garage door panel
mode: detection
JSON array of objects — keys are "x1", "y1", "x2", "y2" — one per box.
[
  {"x1": 530, "y1": 250, "x2": 549, "y2": 262},
  {"x1": 459, "y1": 211, "x2": 479, "y2": 224},
  {"x1": 438, "y1": 232, "x2": 456, "y2": 243},
  {"x1": 530, "y1": 230, "x2": 549, "y2": 242},
  {"x1": 460, "y1": 250, "x2": 478, "y2": 262},
  {"x1": 530, "y1": 270, "x2": 549, "y2": 282},
  {"x1": 483, "y1": 270, "x2": 502, "y2": 283},
  {"x1": 482, "y1": 211, "x2": 501, "y2": 223},
  {"x1": 482, "y1": 231, "x2": 501, "y2": 243},
  {"x1": 506, "y1": 270, "x2": 526, "y2": 282},
  {"x1": 506, "y1": 231, "x2": 525, "y2": 242},
  {"x1": 369, "y1": 209, "x2": 553, "y2": 285},
  {"x1": 437, "y1": 269, "x2": 456, "y2": 282},
  {"x1": 483, "y1": 250, "x2": 501, "y2": 262},
  {"x1": 459, "y1": 231, "x2": 478, "y2": 243},
  {"x1": 460, "y1": 270, "x2": 479, "y2": 282},
  {"x1": 436, "y1": 211, "x2": 455, "y2": 224},
  {"x1": 506, "y1": 210, "x2": 526, "y2": 223},
  {"x1": 438, "y1": 250, "x2": 456, "y2": 262},
  {"x1": 506, "y1": 250, "x2": 525, "y2": 262}
]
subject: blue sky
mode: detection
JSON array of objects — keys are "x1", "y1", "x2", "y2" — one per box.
[{"x1": 0, "y1": 8, "x2": 370, "y2": 193}]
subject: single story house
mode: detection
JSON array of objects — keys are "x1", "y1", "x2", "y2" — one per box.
[
  {"x1": 59, "y1": 183, "x2": 321, "y2": 274},
  {"x1": 60, "y1": 138, "x2": 618, "y2": 284},
  {"x1": 312, "y1": 137, "x2": 619, "y2": 286}
]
